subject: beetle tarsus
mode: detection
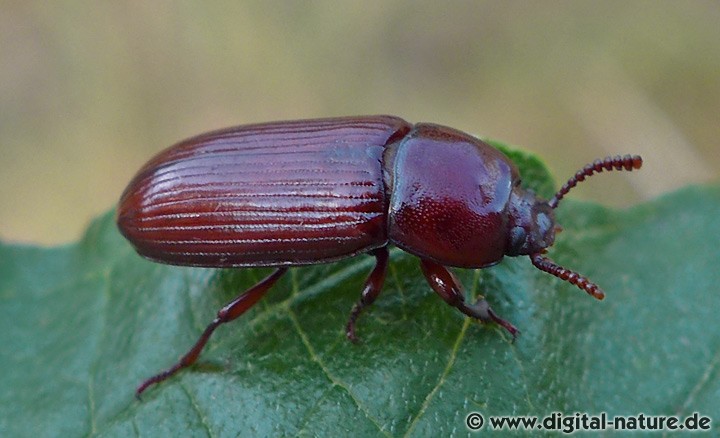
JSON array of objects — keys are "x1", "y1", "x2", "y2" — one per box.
[
  {"x1": 419, "y1": 258, "x2": 518, "y2": 338},
  {"x1": 345, "y1": 307, "x2": 362, "y2": 344},
  {"x1": 345, "y1": 247, "x2": 389, "y2": 343},
  {"x1": 135, "y1": 319, "x2": 221, "y2": 396},
  {"x1": 136, "y1": 364, "x2": 182, "y2": 398},
  {"x1": 136, "y1": 268, "x2": 288, "y2": 395},
  {"x1": 466, "y1": 297, "x2": 519, "y2": 339}
]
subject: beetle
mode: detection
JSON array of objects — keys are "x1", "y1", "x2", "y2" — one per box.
[{"x1": 117, "y1": 115, "x2": 642, "y2": 395}]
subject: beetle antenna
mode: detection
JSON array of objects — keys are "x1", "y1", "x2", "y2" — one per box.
[
  {"x1": 530, "y1": 252, "x2": 605, "y2": 300},
  {"x1": 549, "y1": 154, "x2": 642, "y2": 209}
]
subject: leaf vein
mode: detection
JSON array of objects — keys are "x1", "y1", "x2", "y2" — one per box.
[
  {"x1": 287, "y1": 298, "x2": 390, "y2": 437},
  {"x1": 404, "y1": 318, "x2": 470, "y2": 437},
  {"x1": 678, "y1": 346, "x2": 720, "y2": 415},
  {"x1": 294, "y1": 385, "x2": 336, "y2": 436},
  {"x1": 404, "y1": 270, "x2": 483, "y2": 436},
  {"x1": 179, "y1": 383, "x2": 216, "y2": 438}
]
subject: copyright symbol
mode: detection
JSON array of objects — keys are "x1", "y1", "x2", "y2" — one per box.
[{"x1": 466, "y1": 412, "x2": 484, "y2": 430}]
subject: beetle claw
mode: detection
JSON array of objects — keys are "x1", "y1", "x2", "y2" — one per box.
[
  {"x1": 345, "y1": 320, "x2": 361, "y2": 344},
  {"x1": 468, "y1": 297, "x2": 519, "y2": 339}
]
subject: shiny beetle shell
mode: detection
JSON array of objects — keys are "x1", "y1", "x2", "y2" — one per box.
[{"x1": 118, "y1": 115, "x2": 534, "y2": 269}]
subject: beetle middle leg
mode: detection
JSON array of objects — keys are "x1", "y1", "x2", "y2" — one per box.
[
  {"x1": 419, "y1": 259, "x2": 518, "y2": 338},
  {"x1": 346, "y1": 246, "x2": 389, "y2": 343},
  {"x1": 136, "y1": 267, "x2": 288, "y2": 396}
]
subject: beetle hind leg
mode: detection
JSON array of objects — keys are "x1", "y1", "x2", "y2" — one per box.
[
  {"x1": 419, "y1": 258, "x2": 518, "y2": 339},
  {"x1": 345, "y1": 246, "x2": 389, "y2": 343},
  {"x1": 136, "y1": 267, "x2": 288, "y2": 397}
]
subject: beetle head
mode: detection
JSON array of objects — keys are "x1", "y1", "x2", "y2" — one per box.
[
  {"x1": 513, "y1": 154, "x2": 643, "y2": 300},
  {"x1": 506, "y1": 187, "x2": 556, "y2": 257}
]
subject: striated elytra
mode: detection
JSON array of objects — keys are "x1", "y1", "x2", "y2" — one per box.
[{"x1": 117, "y1": 115, "x2": 643, "y2": 395}]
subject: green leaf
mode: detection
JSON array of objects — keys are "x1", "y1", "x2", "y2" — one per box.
[{"x1": 2, "y1": 145, "x2": 719, "y2": 437}]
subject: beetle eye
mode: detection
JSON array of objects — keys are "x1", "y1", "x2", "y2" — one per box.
[
  {"x1": 536, "y1": 211, "x2": 551, "y2": 234},
  {"x1": 508, "y1": 226, "x2": 527, "y2": 254}
]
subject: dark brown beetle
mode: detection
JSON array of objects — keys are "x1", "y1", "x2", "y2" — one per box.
[{"x1": 117, "y1": 115, "x2": 642, "y2": 395}]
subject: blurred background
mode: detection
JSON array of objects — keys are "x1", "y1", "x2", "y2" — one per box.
[{"x1": 1, "y1": 1, "x2": 718, "y2": 245}]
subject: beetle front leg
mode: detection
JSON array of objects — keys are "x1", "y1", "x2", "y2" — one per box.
[
  {"x1": 346, "y1": 246, "x2": 389, "y2": 343},
  {"x1": 419, "y1": 259, "x2": 518, "y2": 338},
  {"x1": 136, "y1": 267, "x2": 288, "y2": 397}
]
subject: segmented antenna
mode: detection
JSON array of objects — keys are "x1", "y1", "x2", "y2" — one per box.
[
  {"x1": 531, "y1": 252, "x2": 605, "y2": 300},
  {"x1": 532, "y1": 153, "x2": 642, "y2": 299},
  {"x1": 549, "y1": 154, "x2": 642, "y2": 209}
]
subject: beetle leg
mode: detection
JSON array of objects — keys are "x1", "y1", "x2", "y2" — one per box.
[
  {"x1": 346, "y1": 246, "x2": 389, "y2": 343},
  {"x1": 419, "y1": 259, "x2": 518, "y2": 339},
  {"x1": 136, "y1": 267, "x2": 288, "y2": 397}
]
